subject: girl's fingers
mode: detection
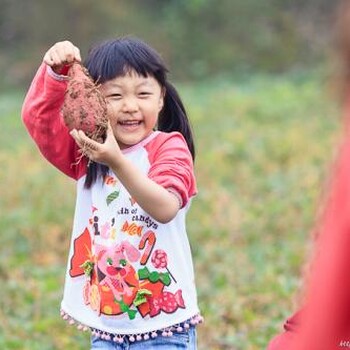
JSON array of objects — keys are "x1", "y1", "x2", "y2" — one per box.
[
  {"x1": 43, "y1": 52, "x2": 53, "y2": 66},
  {"x1": 70, "y1": 129, "x2": 100, "y2": 152},
  {"x1": 50, "y1": 50, "x2": 64, "y2": 66},
  {"x1": 73, "y1": 46, "x2": 82, "y2": 62},
  {"x1": 69, "y1": 129, "x2": 80, "y2": 141},
  {"x1": 78, "y1": 130, "x2": 98, "y2": 148},
  {"x1": 106, "y1": 121, "x2": 114, "y2": 137},
  {"x1": 43, "y1": 41, "x2": 81, "y2": 68},
  {"x1": 43, "y1": 44, "x2": 62, "y2": 66},
  {"x1": 62, "y1": 45, "x2": 80, "y2": 64},
  {"x1": 43, "y1": 49, "x2": 59, "y2": 66},
  {"x1": 70, "y1": 129, "x2": 85, "y2": 148}
]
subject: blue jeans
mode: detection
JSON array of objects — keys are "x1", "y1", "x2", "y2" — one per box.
[{"x1": 90, "y1": 326, "x2": 197, "y2": 349}]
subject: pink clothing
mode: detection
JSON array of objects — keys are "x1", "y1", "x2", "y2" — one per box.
[
  {"x1": 268, "y1": 102, "x2": 350, "y2": 350},
  {"x1": 22, "y1": 64, "x2": 202, "y2": 340},
  {"x1": 267, "y1": 312, "x2": 300, "y2": 350}
]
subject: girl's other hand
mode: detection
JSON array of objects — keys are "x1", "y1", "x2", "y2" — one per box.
[
  {"x1": 70, "y1": 123, "x2": 122, "y2": 168},
  {"x1": 43, "y1": 41, "x2": 81, "y2": 74}
]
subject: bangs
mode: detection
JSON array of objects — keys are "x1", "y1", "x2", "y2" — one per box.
[{"x1": 84, "y1": 37, "x2": 167, "y2": 85}]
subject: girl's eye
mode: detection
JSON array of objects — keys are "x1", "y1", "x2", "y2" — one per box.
[
  {"x1": 119, "y1": 259, "x2": 127, "y2": 267},
  {"x1": 107, "y1": 94, "x2": 122, "y2": 100},
  {"x1": 139, "y1": 92, "x2": 152, "y2": 98},
  {"x1": 107, "y1": 257, "x2": 113, "y2": 266}
]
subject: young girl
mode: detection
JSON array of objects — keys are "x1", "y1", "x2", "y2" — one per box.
[{"x1": 22, "y1": 37, "x2": 202, "y2": 349}]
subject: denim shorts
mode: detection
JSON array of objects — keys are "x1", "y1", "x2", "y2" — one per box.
[{"x1": 90, "y1": 326, "x2": 197, "y2": 350}]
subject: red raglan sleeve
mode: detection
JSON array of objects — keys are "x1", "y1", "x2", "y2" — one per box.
[
  {"x1": 21, "y1": 63, "x2": 84, "y2": 179},
  {"x1": 146, "y1": 132, "x2": 197, "y2": 208}
]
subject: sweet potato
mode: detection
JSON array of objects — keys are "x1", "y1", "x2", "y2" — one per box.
[{"x1": 62, "y1": 62, "x2": 108, "y2": 143}]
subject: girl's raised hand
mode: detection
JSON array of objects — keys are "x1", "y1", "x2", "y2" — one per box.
[
  {"x1": 70, "y1": 123, "x2": 122, "y2": 168},
  {"x1": 43, "y1": 41, "x2": 81, "y2": 74}
]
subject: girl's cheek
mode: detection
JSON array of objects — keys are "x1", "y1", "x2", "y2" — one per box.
[{"x1": 106, "y1": 103, "x2": 118, "y2": 119}]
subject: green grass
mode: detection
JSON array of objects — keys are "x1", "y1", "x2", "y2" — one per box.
[{"x1": 0, "y1": 73, "x2": 339, "y2": 349}]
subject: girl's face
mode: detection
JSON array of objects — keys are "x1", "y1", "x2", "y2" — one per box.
[{"x1": 100, "y1": 70, "x2": 164, "y2": 149}]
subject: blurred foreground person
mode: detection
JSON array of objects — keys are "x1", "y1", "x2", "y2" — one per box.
[{"x1": 268, "y1": 1, "x2": 350, "y2": 349}]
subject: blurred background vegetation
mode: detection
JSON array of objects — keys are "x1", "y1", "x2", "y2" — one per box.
[
  {"x1": 0, "y1": 0, "x2": 340, "y2": 88},
  {"x1": 0, "y1": 0, "x2": 344, "y2": 349}
]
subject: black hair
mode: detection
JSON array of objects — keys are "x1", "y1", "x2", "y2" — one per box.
[{"x1": 83, "y1": 36, "x2": 195, "y2": 188}]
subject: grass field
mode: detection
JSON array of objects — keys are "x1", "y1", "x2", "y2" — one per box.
[{"x1": 0, "y1": 73, "x2": 340, "y2": 349}]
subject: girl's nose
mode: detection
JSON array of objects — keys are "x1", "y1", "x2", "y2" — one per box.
[{"x1": 122, "y1": 97, "x2": 139, "y2": 113}]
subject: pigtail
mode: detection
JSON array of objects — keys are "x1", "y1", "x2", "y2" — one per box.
[
  {"x1": 158, "y1": 81, "x2": 195, "y2": 161},
  {"x1": 84, "y1": 163, "x2": 109, "y2": 189}
]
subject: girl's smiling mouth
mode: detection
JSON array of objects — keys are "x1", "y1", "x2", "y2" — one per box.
[
  {"x1": 118, "y1": 120, "x2": 142, "y2": 126},
  {"x1": 117, "y1": 120, "x2": 142, "y2": 132}
]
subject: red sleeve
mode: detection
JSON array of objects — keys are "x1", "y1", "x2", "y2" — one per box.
[
  {"x1": 145, "y1": 132, "x2": 197, "y2": 208},
  {"x1": 21, "y1": 63, "x2": 86, "y2": 179}
]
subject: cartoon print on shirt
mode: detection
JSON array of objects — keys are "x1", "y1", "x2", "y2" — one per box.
[
  {"x1": 69, "y1": 227, "x2": 92, "y2": 278},
  {"x1": 151, "y1": 249, "x2": 177, "y2": 283},
  {"x1": 95, "y1": 241, "x2": 140, "y2": 302},
  {"x1": 122, "y1": 221, "x2": 143, "y2": 237},
  {"x1": 106, "y1": 190, "x2": 119, "y2": 206},
  {"x1": 104, "y1": 175, "x2": 120, "y2": 206},
  {"x1": 148, "y1": 290, "x2": 185, "y2": 317},
  {"x1": 69, "y1": 201, "x2": 185, "y2": 319},
  {"x1": 100, "y1": 222, "x2": 111, "y2": 239},
  {"x1": 104, "y1": 175, "x2": 118, "y2": 186},
  {"x1": 92, "y1": 216, "x2": 100, "y2": 236},
  {"x1": 139, "y1": 230, "x2": 156, "y2": 265},
  {"x1": 75, "y1": 232, "x2": 141, "y2": 316}
]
